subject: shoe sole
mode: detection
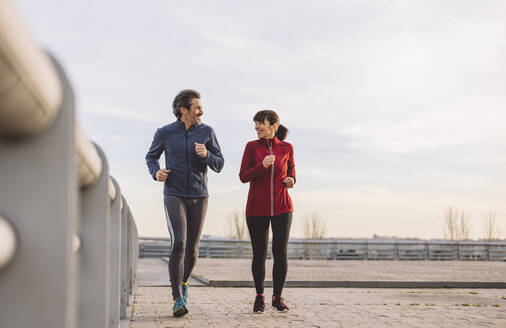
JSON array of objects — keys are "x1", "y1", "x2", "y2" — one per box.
[
  {"x1": 253, "y1": 310, "x2": 265, "y2": 314},
  {"x1": 272, "y1": 306, "x2": 289, "y2": 312}
]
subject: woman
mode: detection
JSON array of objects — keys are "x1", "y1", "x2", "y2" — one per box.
[{"x1": 239, "y1": 110, "x2": 296, "y2": 313}]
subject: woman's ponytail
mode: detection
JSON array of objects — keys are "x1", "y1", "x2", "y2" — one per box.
[{"x1": 276, "y1": 124, "x2": 288, "y2": 141}]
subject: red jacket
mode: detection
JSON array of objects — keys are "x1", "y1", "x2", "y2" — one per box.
[{"x1": 239, "y1": 137, "x2": 296, "y2": 216}]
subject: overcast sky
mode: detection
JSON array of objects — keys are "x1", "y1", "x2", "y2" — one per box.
[{"x1": 13, "y1": 0, "x2": 506, "y2": 239}]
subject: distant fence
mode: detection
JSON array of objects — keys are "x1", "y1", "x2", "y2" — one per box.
[
  {"x1": 139, "y1": 237, "x2": 506, "y2": 261},
  {"x1": 0, "y1": 1, "x2": 138, "y2": 327}
]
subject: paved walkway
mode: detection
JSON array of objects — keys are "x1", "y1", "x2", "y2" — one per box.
[
  {"x1": 130, "y1": 286, "x2": 506, "y2": 327},
  {"x1": 129, "y1": 259, "x2": 506, "y2": 327}
]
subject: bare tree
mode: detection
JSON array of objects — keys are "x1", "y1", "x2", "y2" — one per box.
[
  {"x1": 457, "y1": 210, "x2": 471, "y2": 240},
  {"x1": 302, "y1": 211, "x2": 326, "y2": 239},
  {"x1": 483, "y1": 211, "x2": 501, "y2": 241},
  {"x1": 443, "y1": 207, "x2": 471, "y2": 240},
  {"x1": 226, "y1": 211, "x2": 248, "y2": 239},
  {"x1": 443, "y1": 206, "x2": 458, "y2": 241}
]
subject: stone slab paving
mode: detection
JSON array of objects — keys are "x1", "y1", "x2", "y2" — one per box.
[
  {"x1": 129, "y1": 286, "x2": 506, "y2": 328},
  {"x1": 190, "y1": 258, "x2": 506, "y2": 282}
]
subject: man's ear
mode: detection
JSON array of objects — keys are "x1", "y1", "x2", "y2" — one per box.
[{"x1": 180, "y1": 106, "x2": 188, "y2": 114}]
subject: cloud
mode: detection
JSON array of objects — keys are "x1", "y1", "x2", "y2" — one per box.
[
  {"x1": 79, "y1": 103, "x2": 160, "y2": 123},
  {"x1": 13, "y1": 0, "x2": 506, "y2": 239}
]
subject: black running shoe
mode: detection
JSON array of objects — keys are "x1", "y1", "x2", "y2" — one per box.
[
  {"x1": 272, "y1": 295, "x2": 289, "y2": 312},
  {"x1": 253, "y1": 295, "x2": 265, "y2": 313}
]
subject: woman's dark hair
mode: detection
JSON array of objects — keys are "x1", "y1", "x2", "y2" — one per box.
[
  {"x1": 172, "y1": 89, "x2": 201, "y2": 119},
  {"x1": 253, "y1": 110, "x2": 289, "y2": 141}
]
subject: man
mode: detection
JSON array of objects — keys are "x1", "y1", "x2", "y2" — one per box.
[{"x1": 145, "y1": 89, "x2": 224, "y2": 317}]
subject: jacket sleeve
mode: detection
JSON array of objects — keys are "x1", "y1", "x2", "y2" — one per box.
[
  {"x1": 287, "y1": 143, "x2": 296, "y2": 183},
  {"x1": 203, "y1": 128, "x2": 224, "y2": 173},
  {"x1": 239, "y1": 142, "x2": 266, "y2": 183},
  {"x1": 145, "y1": 129, "x2": 163, "y2": 180}
]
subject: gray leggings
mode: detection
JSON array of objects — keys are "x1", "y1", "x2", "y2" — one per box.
[{"x1": 164, "y1": 195, "x2": 208, "y2": 300}]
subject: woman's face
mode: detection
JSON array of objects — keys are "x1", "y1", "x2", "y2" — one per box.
[{"x1": 255, "y1": 119, "x2": 277, "y2": 139}]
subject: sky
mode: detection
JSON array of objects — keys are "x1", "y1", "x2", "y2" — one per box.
[{"x1": 12, "y1": 0, "x2": 506, "y2": 240}]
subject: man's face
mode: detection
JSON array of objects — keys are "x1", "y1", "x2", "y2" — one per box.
[{"x1": 181, "y1": 98, "x2": 203, "y2": 125}]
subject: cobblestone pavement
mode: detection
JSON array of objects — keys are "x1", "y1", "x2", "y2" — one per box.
[
  {"x1": 129, "y1": 286, "x2": 506, "y2": 328},
  {"x1": 191, "y1": 258, "x2": 506, "y2": 282}
]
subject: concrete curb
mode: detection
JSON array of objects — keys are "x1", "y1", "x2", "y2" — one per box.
[
  {"x1": 203, "y1": 280, "x2": 506, "y2": 289},
  {"x1": 161, "y1": 257, "x2": 506, "y2": 289}
]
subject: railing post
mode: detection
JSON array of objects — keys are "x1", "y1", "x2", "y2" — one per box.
[
  {"x1": 132, "y1": 219, "x2": 138, "y2": 289},
  {"x1": 0, "y1": 58, "x2": 78, "y2": 328},
  {"x1": 78, "y1": 144, "x2": 111, "y2": 328},
  {"x1": 108, "y1": 177, "x2": 122, "y2": 327},
  {"x1": 120, "y1": 196, "x2": 129, "y2": 319},
  {"x1": 125, "y1": 207, "x2": 132, "y2": 302},
  {"x1": 128, "y1": 210, "x2": 134, "y2": 297}
]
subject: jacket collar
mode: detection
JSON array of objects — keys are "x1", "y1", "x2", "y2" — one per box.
[
  {"x1": 175, "y1": 119, "x2": 200, "y2": 130},
  {"x1": 258, "y1": 136, "x2": 280, "y2": 146}
]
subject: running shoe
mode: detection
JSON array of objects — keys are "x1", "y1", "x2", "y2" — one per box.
[
  {"x1": 172, "y1": 297, "x2": 188, "y2": 317},
  {"x1": 272, "y1": 295, "x2": 289, "y2": 312},
  {"x1": 182, "y1": 281, "x2": 189, "y2": 305},
  {"x1": 253, "y1": 295, "x2": 265, "y2": 313}
]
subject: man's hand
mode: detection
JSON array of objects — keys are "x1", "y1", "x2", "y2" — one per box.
[
  {"x1": 156, "y1": 169, "x2": 172, "y2": 182},
  {"x1": 263, "y1": 155, "x2": 275, "y2": 168},
  {"x1": 195, "y1": 142, "x2": 208, "y2": 158},
  {"x1": 283, "y1": 177, "x2": 295, "y2": 188}
]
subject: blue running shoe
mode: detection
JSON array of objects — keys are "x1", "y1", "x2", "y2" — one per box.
[
  {"x1": 172, "y1": 297, "x2": 188, "y2": 317},
  {"x1": 182, "y1": 281, "x2": 190, "y2": 305}
]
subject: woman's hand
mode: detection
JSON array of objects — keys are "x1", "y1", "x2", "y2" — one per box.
[
  {"x1": 156, "y1": 169, "x2": 172, "y2": 182},
  {"x1": 283, "y1": 177, "x2": 295, "y2": 188},
  {"x1": 263, "y1": 155, "x2": 275, "y2": 168}
]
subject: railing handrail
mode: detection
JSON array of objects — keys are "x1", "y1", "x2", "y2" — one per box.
[
  {"x1": 139, "y1": 236, "x2": 506, "y2": 247},
  {"x1": 0, "y1": 215, "x2": 16, "y2": 270},
  {"x1": 0, "y1": 0, "x2": 112, "y2": 194},
  {"x1": 0, "y1": 0, "x2": 62, "y2": 136}
]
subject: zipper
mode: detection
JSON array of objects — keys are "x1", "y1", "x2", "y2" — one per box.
[
  {"x1": 268, "y1": 139, "x2": 274, "y2": 216},
  {"x1": 185, "y1": 129, "x2": 190, "y2": 196}
]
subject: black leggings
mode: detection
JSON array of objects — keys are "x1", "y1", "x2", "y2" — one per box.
[
  {"x1": 246, "y1": 212, "x2": 292, "y2": 297},
  {"x1": 164, "y1": 195, "x2": 208, "y2": 300}
]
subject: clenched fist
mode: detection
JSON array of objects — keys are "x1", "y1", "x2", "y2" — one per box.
[
  {"x1": 195, "y1": 142, "x2": 208, "y2": 158},
  {"x1": 263, "y1": 155, "x2": 275, "y2": 168},
  {"x1": 283, "y1": 177, "x2": 295, "y2": 188},
  {"x1": 156, "y1": 169, "x2": 172, "y2": 182}
]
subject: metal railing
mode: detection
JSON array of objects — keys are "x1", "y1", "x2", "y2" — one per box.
[
  {"x1": 139, "y1": 237, "x2": 506, "y2": 261},
  {"x1": 0, "y1": 1, "x2": 138, "y2": 327}
]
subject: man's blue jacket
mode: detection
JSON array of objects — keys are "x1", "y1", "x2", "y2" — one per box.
[{"x1": 145, "y1": 120, "x2": 224, "y2": 198}]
